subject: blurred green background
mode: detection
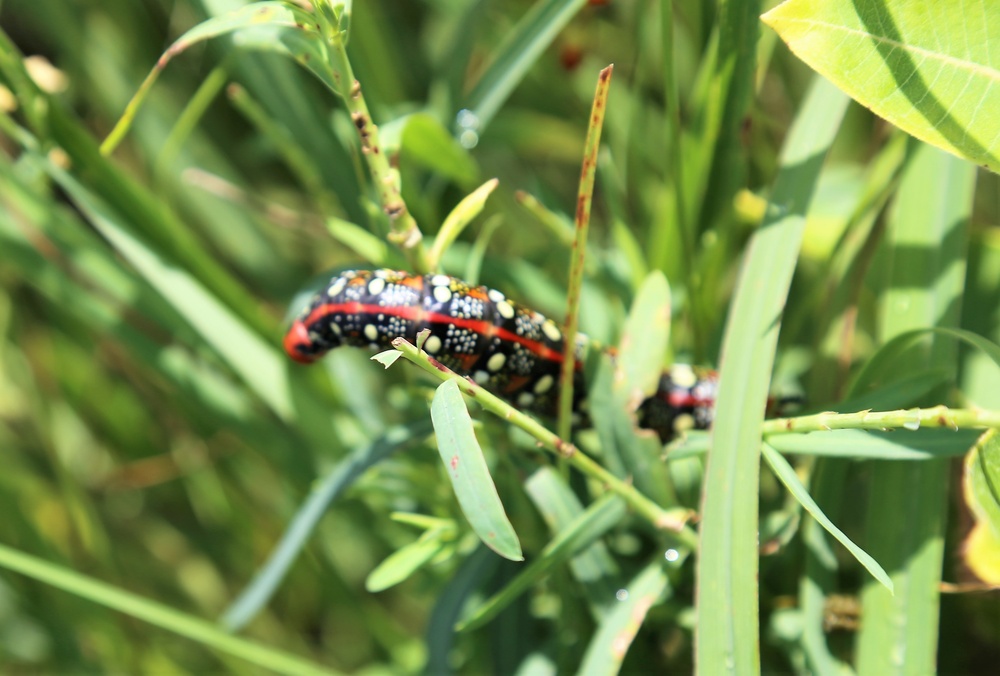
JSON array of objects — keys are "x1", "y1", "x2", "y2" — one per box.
[{"x1": 0, "y1": 0, "x2": 998, "y2": 673}]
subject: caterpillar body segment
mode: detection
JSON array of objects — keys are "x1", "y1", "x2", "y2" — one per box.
[{"x1": 285, "y1": 269, "x2": 717, "y2": 441}]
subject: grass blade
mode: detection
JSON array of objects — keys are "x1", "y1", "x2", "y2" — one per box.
[
  {"x1": 457, "y1": 493, "x2": 625, "y2": 632},
  {"x1": 0, "y1": 543, "x2": 337, "y2": 675},
  {"x1": 221, "y1": 422, "x2": 432, "y2": 631},
  {"x1": 857, "y1": 143, "x2": 975, "y2": 675},
  {"x1": 762, "y1": 443, "x2": 891, "y2": 590},
  {"x1": 576, "y1": 558, "x2": 670, "y2": 675},
  {"x1": 462, "y1": 0, "x2": 588, "y2": 130},
  {"x1": 695, "y1": 76, "x2": 849, "y2": 675}
]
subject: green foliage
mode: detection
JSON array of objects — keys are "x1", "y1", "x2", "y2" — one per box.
[{"x1": 1, "y1": 0, "x2": 999, "y2": 674}]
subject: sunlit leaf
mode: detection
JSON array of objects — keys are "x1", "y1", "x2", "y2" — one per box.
[{"x1": 763, "y1": 0, "x2": 1000, "y2": 172}]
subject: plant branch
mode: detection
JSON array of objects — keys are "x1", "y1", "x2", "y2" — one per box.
[
  {"x1": 388, "y1": 337, "x2": 697, "y2": 547},
  {"x1": 761, "y1": 406, "x2": 1000, "y2": 436},
  {"x1": 316, "y1": 3, "x2": 430, "y2": 273}
]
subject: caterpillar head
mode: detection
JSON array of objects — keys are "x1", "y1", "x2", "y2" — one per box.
[
  {"x1": 283, "y1": 298, "x2": 345, "y2": 364},
  {"x1": 283, "y1": 318, "x2": 322, "y2": 363}
]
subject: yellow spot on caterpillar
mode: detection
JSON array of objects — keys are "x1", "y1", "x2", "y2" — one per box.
[{"x1": 487, "y1": 352, "x2": 507, "y2": 372}]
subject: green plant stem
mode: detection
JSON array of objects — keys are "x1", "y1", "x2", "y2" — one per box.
[
  {"x1": 389, "y1": 338, "x2": 696, "y2": 547},
  {"x1": 558, "y1": 64, "x2": 612, "y2": 440},
  {"x1": 317, "y1": 6, "x2": 430, "y2": 273},
  {"x1": 761, "y1": 406, "x2": 1000, "y2": 436}
]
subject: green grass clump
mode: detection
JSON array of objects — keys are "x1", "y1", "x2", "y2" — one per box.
[{"x1": 0, "y1": 1, "x2": 998, "y2": 673}]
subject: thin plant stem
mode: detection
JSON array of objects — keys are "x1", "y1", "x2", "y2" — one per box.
[
  {"x1": 315, "y1": 4, "x2": 430, "y2": 273},
  {"x1": 557, "y1": 64, "x2": 613, "y2": 440},
  {"x1": 761, "y1": 406, "x2": 1000, "y2": 436}
]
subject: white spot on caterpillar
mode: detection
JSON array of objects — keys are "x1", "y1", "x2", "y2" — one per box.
[
  {"x1": 368, "y1": 277, "x2": 386, "y2": 296},
  {"x1": 328, "y1": 276, "x2": 347, "y2": 297},
  {"x1": 542, "y1": 321, "x2": 562, "y2": 342},
  {"x1": 496, "y1": 300, "x2": 515, "y2": 319},
  {"x1": 533, "y1": 374, "x2": 554, "y2": 394},
  {"x1": 433, "y1": 285, "x2": 452, "y2": 303},
  {"x1": 487, "y1": 288, "x2": 505, "y2": 303},
  {"x1": 424, "y1": 335, "x2": 442, "y2": 354},
  {"x1": 517, "y1": 392, "x2": 535, "y2": 407},
  {"x1": 431, "y1": 274, "x2": 451, "y2": 286},
  {"x1": 487, "y1": 352, "x2": 507, "y2": 372},
  {"x1": 363, "y1": 324, "x2": 378, "y2": 342},
  {"x1": 330, "y1": 321, "x2": 342, "y2": 336},
  {"x1": 473, "y1": 370, "x2": 490, "y2": 385},
  {"x1": 671, "y1": 364, "x2": 697, "y2": 389}
]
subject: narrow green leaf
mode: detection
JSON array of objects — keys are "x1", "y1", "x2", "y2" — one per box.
[
  {"x1": 44, "y1": 161, "x2": 296, "y2": 422},
  {"x1": 457, "y1": 494, "x2": 625, "y2": 632},
  {"x1": 696, "y1": 77, "x2": 849, "y2": 675},
  {"x1": 427, "y1": 178, "x2": 499, "y2": 269},
  {"x1": 103, "y1": 2, "x2": 326, "y2": 154},
  {"x1": 524, "y1": 467, "x2": 621, "y2": 616},
  {"x1": 588, "y1": 354, "x2": 675, "y2": 508},
  {"x1": 462, "y1": 0, "x2": 588, "y2": 130},
  {"x1": 763, "y1": 0, "x2": 1000, "y2": 173},
  {"x1": 366, "y1": 529, "x2": 450, "y2": 592},
  {"x1": 0, "y1": 544, "x2": 337, "y2": 675},
  {"x1": 850, "y1": 327, "x2": 1000, "y2": 395},
  {"x1": 762, "y1": 444, "x2": 892, "y2": 591},
  {"x1": 221, "y1": 422, "x2": 432, "y2": 631},
  {"x1": 325, "y1": 217, "x2": 389, "y2": 265},
  {"x1": 425, "y1": 547, "x2": 499, "y2": 675},
  {"x1": 577, "y1": 559, "x2": 669, "y2": 675},
  {"x1": 766, "y1": 429, "x2": 981, "y2": 460},
  {"x1": 670, "y1": 429, "x2": 981, "y2": 461},
  {"x1": 430, "y1": 380, "x2": 523, "y2": 561}
]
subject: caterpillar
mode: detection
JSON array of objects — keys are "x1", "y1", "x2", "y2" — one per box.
[{"x1": 284, "y1": 269, "x2": 718, "y2": 442}]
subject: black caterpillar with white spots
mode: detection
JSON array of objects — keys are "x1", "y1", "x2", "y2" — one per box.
[{"x1": 284, "y1": 269, "x2": 718, "y2": 441}]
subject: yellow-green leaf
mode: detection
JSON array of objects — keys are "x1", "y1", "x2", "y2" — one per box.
[{"x1": 763, "y1": 0, "x2": 1000, "y2": 173}]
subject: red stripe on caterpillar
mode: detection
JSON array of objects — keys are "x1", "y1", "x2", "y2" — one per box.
[{"x1": 284, "y1": 269, "x2": 719, "y2": 441}]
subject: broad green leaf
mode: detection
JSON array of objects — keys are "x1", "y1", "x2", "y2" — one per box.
[
  {"x1": 763, "y1": 0, "x2": 1000, "y2": 173},
  {"x1": 430, "y1": 380, "x2": 522, "y2": 561},
  {"x1": 576, "y1": 559, "x2": 669, "y2": 675},
  {"x1": 762, "y1": 444, "x2": 892, "y2": 591}
]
